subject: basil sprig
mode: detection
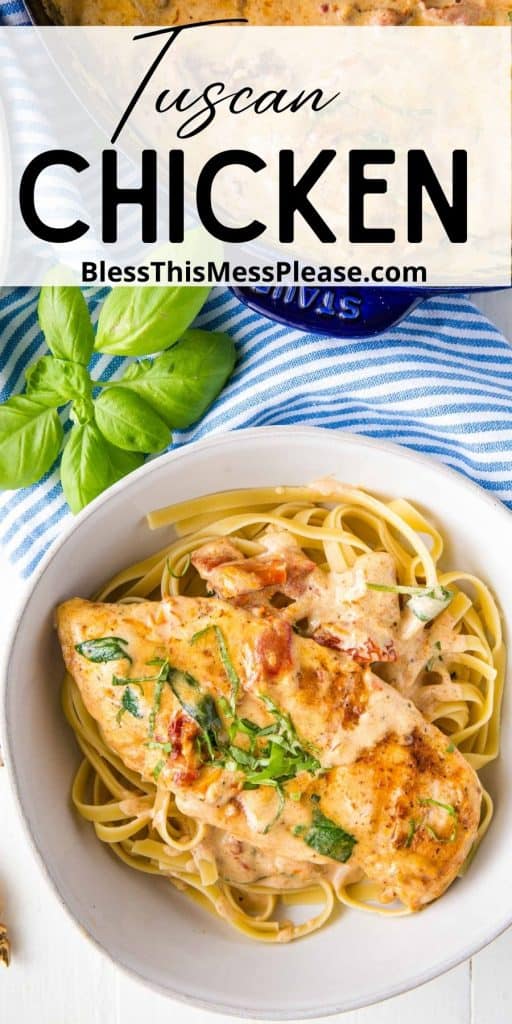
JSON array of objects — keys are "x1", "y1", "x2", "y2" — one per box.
[{"x1": 0, "y1": 285, "x2": 235, "y2": 513}]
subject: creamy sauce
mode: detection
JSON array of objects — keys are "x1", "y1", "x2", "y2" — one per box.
[{"x1": 194, "y1": 826, "x2": 362, "y2": 890}]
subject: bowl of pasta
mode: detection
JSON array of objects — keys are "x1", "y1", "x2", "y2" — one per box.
[{"x1": 2, "y1": 426, "x2": 510, "y2": 1018}]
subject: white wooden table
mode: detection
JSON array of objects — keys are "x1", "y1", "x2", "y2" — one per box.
[{"x1": 1, "y1": 291, "x2": 511, "y2": 1024}]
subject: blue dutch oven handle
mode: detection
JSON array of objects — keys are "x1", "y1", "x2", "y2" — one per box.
[{"x1": 230, "y1": 285, "x2": 498, "y2": 338}]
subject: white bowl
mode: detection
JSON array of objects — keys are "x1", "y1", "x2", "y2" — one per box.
[{"x1": 2, "y1": 427, "x2": 511, "y2": 1019}]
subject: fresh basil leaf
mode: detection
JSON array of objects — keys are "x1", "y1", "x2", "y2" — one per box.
[
  {"x1": 294, "y1": 808, "x2": 356, "y2": 863},
  {"x1": 94, "y1": 388, "x2": 171, "y2": 453},
  {"x1": 111, "y1": 329, "x2": 236, "y2": 429},
  {"x1": 75, "y1": 636, "x2": 132, "y2": 663},
  {"x1": 117, "y1": 685, "x2": 143, "y2": 723},
  {"x1": 38, "y1": 287, "x2": 95, "y2": 365},
  {"x1": 0, "y1": 396, "x2": 63, "y2": 488},
  {"x1": 69, "y1": 396, "x2": 95, "y2": 425},
  {"x1": 60, "y1": 420, "x2": 143, "y2": 514},
  {"x1": 104, "y1": 441, "x2": 145, "y2": 486},
  {"x1": 25, "y1": 356, "x2": 92, "y2": 409},
  {"x1": 60, "y1": 421, "x2": 112, "y2": 514},
  {"x1": 94, "y1": 286, "x2": 211, "y2": 356}
]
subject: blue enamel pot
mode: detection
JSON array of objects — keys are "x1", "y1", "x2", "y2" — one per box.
[{"x1": 230, "y1": 286, "x2": 503, "y2": 337}]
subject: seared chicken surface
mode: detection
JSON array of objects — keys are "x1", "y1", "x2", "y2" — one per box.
[{"x1": 57, "y1": 565, "x2": 482, "y2": 910}]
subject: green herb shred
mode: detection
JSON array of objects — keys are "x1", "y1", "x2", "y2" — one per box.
[
  {"x1": 147, "y1": 659, "x2": 171, "y2": 738},
  {"x1": 168, "y1": 667, "x2": 223, "y2": 757},
  {"x1": 419, "y1": 797, "x2": 458, "y2": 842},
  {"x1": 167, "y1": 554, "x2": 191, "y2": 579},
  {"x1": 145, "y1": 740, "x2": 172, "y2": 754},
  {"x1": 405, "y1": 819, "x2": 417, "y2": 848},
  {"x1": 166, "y1": 667, "x2": 320, "y2": 831},
  {"x1": 366, "y1": 582, "x2": 454, "y2": 623},
  {"x1": 116, "y1": 685, "x2": 143, "y2": 724},
  {"x1": 75, "y1": 636, "x2": 132, "y2": 663},
  {"x1": 191, "y1": 624, "x2": 240, "y2": 707},
  {"x1": 294, "y1": 808, "x2": 356, "y2": 863}
]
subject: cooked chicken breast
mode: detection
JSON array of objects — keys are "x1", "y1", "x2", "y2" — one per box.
[{"x1": 57, "y1": 594, "x2": 481, "y2": 910}]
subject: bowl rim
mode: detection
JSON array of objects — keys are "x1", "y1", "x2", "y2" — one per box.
[{"x1": 2, "y1": 424, "x2": 512, "y2": 1019}]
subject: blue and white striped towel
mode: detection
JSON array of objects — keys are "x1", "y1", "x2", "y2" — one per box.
[
  {"x1": 1, "y1": 0, "x2": 29, "y2": 24},
  {"x1": 1, "y1": 286, "x2": 512, "y2": 578},
  {"x1": 1, "y1": 1, "x2": 512, "y2": 578}
]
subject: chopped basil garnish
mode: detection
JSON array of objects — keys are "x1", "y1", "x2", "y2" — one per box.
[
  {"x1": 112, "y1": 674, "x2": 154, "y2": 694},
  {"x1": 116, "y1": 685, "x2": 143, "y2": 724},
  {"x1": 294, "y1": 807, "x2": 356, "y2": 863},
  {"x1": 216, "y1": 692, "x2": 321, "y2": 798},
  {"x1": 405, "y1": 819, "x2": 417, "y2": 848},
  {"x1": 147, "y1": 659, "x2": 171, "y2": 738},
  {"x1": 262, "y1": 787, "x2": 285, "y2": 835},
  {"x1": 166, "y1": 664, "x2": 320, "y2": 828},
  {"x1": 153, "y1": 759, "x2": 165, "y2": 781},
  {"x1": 168, "y1": 667, "x2": 223, "y2": 758},
  {"x1": 425, "y1": 640, "x2": 443, "y2": 672},
  {"x1": 75, "y1": 636, "x2": 132, "y2": 663},
  {"x1": 167, "y1": 554, "x2": 191, "y2": 579},
  {"x1": 419, "y1": 797, "x2": 458, "y2": 842},
  {"x1": 145, "y1": 739, "x2": 172, "y2": 754},
  {"x1": 137, "y1": 648, "x2": 319, "y2": 831},
  {"x1": 367, "y1": 582, "x2": 453, "y2": 623},
  {"x1": 191, "y1": 624, "x2": 240, "y2": 707},
  {"x1": 407, "y1": 588, "x2": 453, "y2": 623},
  {"x1": 446, "y1": 742, "x2": 456, "y2": 753}
]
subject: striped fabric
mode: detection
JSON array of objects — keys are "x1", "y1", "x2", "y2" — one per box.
[
  {"x1": 1, "y1": 0, "x2": 29, "y2": 24},
  {"x1": 1, "y1": 1, "x2": 512, "y2": 577},
  {"x1": 1, "y1": 286, "x2": 512, "y2": 578}
]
